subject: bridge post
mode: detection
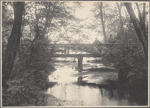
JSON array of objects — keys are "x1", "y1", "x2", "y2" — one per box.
[
  {"x1": 67, "y1": 49, "x2": 69, "y2": 54},
  {"x1": 78, "y1": 76, "x2": 82, "y2": 84},
  {"x1": 64, "y1": 46, "x2": 66, "y2": 54},
  {"x1": 78, "y1": 56, "x2": 83, "y2": 72}
]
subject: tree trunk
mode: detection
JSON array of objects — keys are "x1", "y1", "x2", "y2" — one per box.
[
  {"x1": 116, "y1": 3, "x2": 124, "y2": 39},
  {"x1": 116, "y1": 3, "x2": 123, "y2": 28},
  {"x1": 136, "y1": 3, "x2": 143, "y2": 23},
  {"x1": 98, "y1": 2, "x2": 107, "y2": 43},
  {"x1": 135, "y1": 3, "x2": 147, "y2": 42},
  {"x1": 142, "y1": 3, "x2": 147, "y2": 42},
  {"x1": 2, "y1": 2, "x2": 25, "y2": 87},
  {"x1": 124, "y1": 3, "x2": 148, "y2": 59}
]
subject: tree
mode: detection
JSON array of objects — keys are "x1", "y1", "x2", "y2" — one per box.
[
  {"x1": 2, "y1": 1, "x2": 86, "y2": 106},
  {"x1": 88, "y1": 2, "x2": 125, "y2": 44},
  {"x1": 116, "y1": 2, "x2": 124, "y2": 39},
  {"x1": 116, "y1": 3, "x2": 123, "y2": 28},
  {"x1": 135, "y1": 3, "x2": 147, "y2": 42},
  {"x1": 97, "y1": 2, "x2": 107, "y2": 43},
  {"x1": 2, "y1": 2, "x2": 25, "y2": 87},
  {"x1": 124, "y1": 3, "x2": 148, "y2": 59}
]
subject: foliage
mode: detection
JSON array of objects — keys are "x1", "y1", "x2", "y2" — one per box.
[
  {"x1": 101, "y1": 18, "x2": 148, "y2": 105},
  {"x1": 2, "y1": 1, "x2": 78, "y2": 106},
  {"x1": 3, "y1": 38, "x2": 56, "y2": 105}
]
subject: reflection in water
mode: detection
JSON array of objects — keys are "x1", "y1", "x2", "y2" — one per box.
[
  {"x1": 46, "y1": 61, "x2": 137, "y2": 106},
  {"x1": 47, "y1": 82, "x2": 136, "y2": 106},
  {"x1": 77, "y1": 76, "x2": 82, "y2": 85},
  {"x1": 75, "y1": 76, "x2": 135, "y2": 105}
]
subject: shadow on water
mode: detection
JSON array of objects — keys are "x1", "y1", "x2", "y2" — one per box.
[
  {"x1": 77, "y1": 76, "x2": 126, "y2": 97},
  {"x1": 76, "y1": 76, "x2": 147, "y2": 106},
  {"x1": 46, "y1": 77, "x2": 137, "y2": 105},
  {"x1": 44, "y1": 60, "x2": 147, "y2": 106}
]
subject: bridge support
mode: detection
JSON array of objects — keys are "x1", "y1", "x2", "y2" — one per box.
[
  {"x1": 67, "y1": 49, "x2": 69, "y2": 54},
  {"x1": 78, "y1": 76, "x2": 82, "y2": 84},
  {"x1": 64, "y1": 47, "x2": 66, "y2": 54},
  {"x1": 64, "y1": 47, "x2": 69, "y2": 54},
  {"x1": 78, "y1": 56, "x2": 83, "y2": 72}
]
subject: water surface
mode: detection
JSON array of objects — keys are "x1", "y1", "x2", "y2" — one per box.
[{"x1": 45, "y1": 58, "x2": 137, "y2": 106}]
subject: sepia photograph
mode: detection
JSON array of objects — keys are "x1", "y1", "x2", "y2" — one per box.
[{"x1": 1, "y1": 1, "x2": 149, "y2": 106}]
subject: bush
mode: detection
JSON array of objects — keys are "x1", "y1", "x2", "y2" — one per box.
[
  {"x1": 101, "y1": 24, "x2": 148, "y2": 105},
  {"x1": 3, "y1": 42, "x2": 55, "y2": 106}
]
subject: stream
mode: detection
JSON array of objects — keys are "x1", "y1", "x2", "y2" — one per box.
[{"x1": 44, "y1": 57, "x2": 138, "y2": 106}]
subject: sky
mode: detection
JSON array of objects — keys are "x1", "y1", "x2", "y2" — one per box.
[
  {"x1": 72, "y1": 2, "x2": 102, "y2": 43},
  {"x1": 74, "y1": 1, "x2": 105, "y2": 43},
  {"x1": 75, "y1": 1, "x2": 94, "y2": 19}
]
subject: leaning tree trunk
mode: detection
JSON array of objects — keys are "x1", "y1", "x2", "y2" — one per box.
[
  {"x1": 142, "y1": 3, "x2": 147, "y2": 42},
  {"x1": 135, "y1": 3, "x2": 147, "y2": 42},
  {"x1": 2, "y1": 2, "x2": 25, "y2": 87},
  {"x1": 124, "y1": 3, "x2": 148, "y2": 60}
]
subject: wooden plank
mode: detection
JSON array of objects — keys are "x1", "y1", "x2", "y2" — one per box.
[
  {"x1": 52, "y1": 54, "x2": 102, "y2": 57},
  {"x1": 48, "y1": 44, "x2": 94, "y2": 48}
]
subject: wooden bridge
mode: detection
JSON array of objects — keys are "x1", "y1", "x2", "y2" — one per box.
[
  {"x1": 49, "y1": 43, "x2": 104, "y2": 55},
  {"x1": 49, "y1": 44, "x2": 103, "y2": 72},
  {"x1": 49, "y1": 44, "x2": 103, "y2": 57}
]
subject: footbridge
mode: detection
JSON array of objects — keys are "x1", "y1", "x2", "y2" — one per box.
[
  {"x1": 49, "y1": 43, "x2": 104, "y2": 72},
  {"x1": 48, "y1": 43, "x2": 105, "y2": 55}
]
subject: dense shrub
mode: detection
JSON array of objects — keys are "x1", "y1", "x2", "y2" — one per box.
[
  {"x1": 101, "y1": 24, "x2": 148, "y2": 105},
  {"x1": 3, "y1": 41, "x2": 55, "y2": 106}
]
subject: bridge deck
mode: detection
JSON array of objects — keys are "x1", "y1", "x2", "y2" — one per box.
[
  {"x1": 52, "y1": 54, "x2": 101, "y2": 57},
  {"x1": 48, "y1": 44, "x2": 95, "y2": 48}
]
